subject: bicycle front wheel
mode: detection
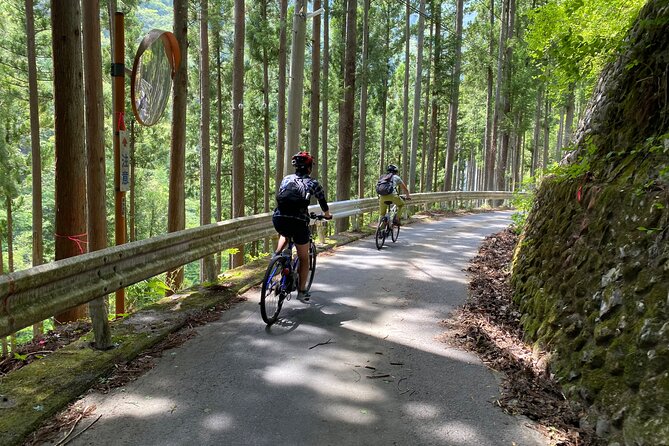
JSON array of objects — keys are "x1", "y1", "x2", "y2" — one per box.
[
  {"x1": 305, "y1": 240, "x2": 317, "y2": 292},
  {"x1": 375, "y1": 218, "x2": 387, "y2": 249},
  {"x1": 391, "y1": 222, "x2": 400, "y2": 242},
  {"x1": 260, "y1": 256, "x2": 286, "y2": 325}
]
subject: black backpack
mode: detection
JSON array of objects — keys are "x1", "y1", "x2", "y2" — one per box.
[
  {"x1": 276, "y1": 176, "x2": 310, "y2": 212},
  {"x1": 375, "y1": 173, "x2": 395, "y2": 196}
]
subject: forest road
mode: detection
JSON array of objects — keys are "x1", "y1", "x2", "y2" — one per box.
[{"x1": 64, "y1": 211, "x2": 548, "y2": 446}]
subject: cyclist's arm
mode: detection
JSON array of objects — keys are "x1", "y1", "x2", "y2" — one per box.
[
  {"x1": 311, "y1": 180, "x2": 332, "y2": 218},
  {"x1": 399, "y1": 180, "x2": 411, "y2": 199}
]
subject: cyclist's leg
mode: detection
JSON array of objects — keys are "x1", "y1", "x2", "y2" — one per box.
[
  {"x1": 391, "y1": 195, "x2": 405, "y2": 224},
  {"x1": 272, "y1": 215, "x2": 289, "y2": 254},
  {"x1": 295, "y1": 242, "x2": 309, "y2": 292},
  {"x1": 293, "y1": 222, "x2": 311, "y2": 295},
  {"x1": 379, "y1": 195, "x2": 390, "y2": 218}
]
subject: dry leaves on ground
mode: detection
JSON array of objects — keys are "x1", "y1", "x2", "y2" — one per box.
[{"x1": 440, "y1": 228, "x2": 599, "y2": 446}]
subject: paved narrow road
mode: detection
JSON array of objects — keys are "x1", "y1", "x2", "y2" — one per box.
[{"x1": 66, "y1": 211, "x2": 547, "y2": 446}]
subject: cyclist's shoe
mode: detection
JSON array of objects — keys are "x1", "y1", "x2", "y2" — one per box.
[{"x1": 297, "y1": 290, "x2": 311, "y2": 302}]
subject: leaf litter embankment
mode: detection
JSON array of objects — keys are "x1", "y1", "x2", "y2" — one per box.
[{"x1": 440, "y1": 228, "x2": 600, "y2": 446}]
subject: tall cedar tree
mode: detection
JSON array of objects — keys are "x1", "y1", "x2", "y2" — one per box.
[
  {"x1": 335, "y1": 0, "x2": 356, "y2": 233},
  {"x1": 231, "y1": 0, "x2": 245, "y2": 267}
]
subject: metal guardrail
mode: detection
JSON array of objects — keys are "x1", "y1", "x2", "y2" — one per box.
[{"x1": 0, "y1": 191, "x2": 516, "y2": 337}]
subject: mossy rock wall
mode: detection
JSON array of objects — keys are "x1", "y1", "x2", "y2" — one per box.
[{"x1": 512, "y1": 1, "x2": 669, "y2": 445}]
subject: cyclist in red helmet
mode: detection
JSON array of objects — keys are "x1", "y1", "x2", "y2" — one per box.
[{"x1": 273, "y1": 151, "x2": 332, "y2": 300}]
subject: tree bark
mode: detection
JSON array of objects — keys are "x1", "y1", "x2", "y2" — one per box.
[
  {"x1": 409, "y1": 0, "x2": 426, "y2": 193},
  {"x1": 420, "y1": 14, "x2": 433, "y2": 193},
  {"x1": 335, "y1": 0, "x2": 356, "y2": 233},
  {"x1": 310, "y1": 0, "x2": 321, "y2": 179},
  {"x1": 167, "y1": 0, "x2": 188, "y2": 291},
  {"x1": 275, "y1": 0, "x2": 288, "y2": 188},
  {"x1": 25, "y1": 0, "x2": 44, "y2": 338},
  {"x1": 357, "y1": 0, "x2": 369, "y2": 200},
  {"x1": 321, "y1": 0, "x2": 330, "y2": 198},
  {"x1": 82, "y1": 0, "x2": 112, "y2": 349},
  {"x1": 564, "y1": 84, "x2": 575, "y2": 147},
  {"x1": 129, "y1": 120, "x2": 136, "y2": 242},
  {"x1": 199, "y1": 0, "x2": 216, "y2": 281},
  {"x1": 483, "y1": 0, "x2": 494, "y2": 189},
  {"x1": 426, "y1": 1, "x2": 441, "y2": 193},
  {"x1": 444, "y1": 0, "x2": 464, "y2": 191},
  {"x1": 285, "y1": 0, "x2": 307, "y2": 175},
  {"x1": 215, "y1": 19, "x2": 223, "y2": 273},
  {"x1": 51, "y1": 0, "x2": 87, "y2": 323},
  {"x1": 496, "y1": 0, "x2": 515, "y2": 194},
  {"x1": 25, "y1": 0, "x2": 43, "y2": 270},
  {"x1": 262, "y1": 0, "x2": 271, "y2": 252},
  {"x1": 231, "y1": 0, "x2": 245, "y2": 267},
  {"x1": 488, "y1": 0, "x2": 509, "y2": 191},
  {"x1": 531, "y1": 84, "x2": 543, "y2": 177},
  {"x1": 401, "y1": 0, "x2": 410, "y2": 180}
]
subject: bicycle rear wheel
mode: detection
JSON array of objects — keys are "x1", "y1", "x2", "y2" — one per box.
[
  {"x1": 260, "y1": 256, "x2": 286, "y2": 325},
  {"x1": 375, "y1": 218, "x2": 387, "y2": 249},
  {"x1": 305, "y1": 240, "x2": 317, "y2": 292},
  {"x1": 391, "y1": 222, "x2": 400, "y2": 242}
]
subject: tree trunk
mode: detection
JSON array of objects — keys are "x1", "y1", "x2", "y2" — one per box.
[
  {"x1": 275, "y1": 0, "x2": 288, "y2": 188},
  {"x1": 335, "y1": 0, "x2": 357, "y2": 233},
  {"x1": 129, "y1": 120, "x2": 136, "y2": 242},
  {"x1": 488, "y1": 0, "x2": 509, "y2": 191},
  {"x1": 496, "y1": 0, "x2": 515, "y2": 194},
  {"x1": 167, "y1": 0, "x2": 188, "y2": 291},
  {"x1": 543, "y1": 93, "x2": 551, "y2": 169},
  {"x1": 321, "y1": 0, "x2": 330, "y2": 197},
  {"x1": 6, "y1": 196, "x2": 13, "y2": 274},
  {"x1": 82, "y1": 0, "x2": 112, "y2": 349},
  {"x1": 556, "y1": 108, "x2": 565, "y2": 161},
  {"x1": 26, "y1": 0, "x2": 44, "y2": 338},
  {"x1": 444, "y1": 0, "x2": 464, "y2": 191},
  {"x1": 51, "y1": 0, "x2": 88, "y2": 323},
  {"x1": 426, "y1": 1, "x2": 441, "y2": 193},
  {"x1": 379, "y1": 2, "x2": 391, "y2": 177},
  {"x1": 231, "y1": 0, "x2": 245, "y2": 267},
  {"x1": 357, "y1": 0, "x2": 369, "y2": 200},
  {"x1": 262, "y1": 0, "x2": 271, "y2": 252},
  {"x1": 409, "y1": 0, "x2": 426, "y2": 193},
  {"x1": 215, "y1": 20, "x2": 223, "y2": 273},
  {"x1": 26, "y1": 0, "x2": 43, "y2": 270},
  {"x1": 321, "y1": 0, "x2": 330, "y2": 198},
  {"x1": 420, "y1": 15, "x2": 433, "y2": 193},
  {"x1": 483, "y1": 0, "x2": 494, "y2": 189},
  {"x1": 531, "y1": 84, "x2": 543, "y2": 177},
  {"x1": 199, "y1": 0, "x2": 216, "y2": 282},
  {"x1": 401, "y1": 0, "x2": 410, "y2": 180},
  {"x1": 564, "y1": 84, "x2": 575, "y2": 147},
  {"x1": 285, "y1": 0, "x2": 307, "y2": 175},
  {"x1": 310, "y1": 0, "x2": 321, "y2": 179}
]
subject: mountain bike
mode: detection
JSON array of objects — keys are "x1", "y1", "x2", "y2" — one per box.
[
  {"x1": 375, "y1": 196, "x2": 408, "y2": 250},
  {"x1": 260, "y1": 213, "x2": 330, "y2": 325}
]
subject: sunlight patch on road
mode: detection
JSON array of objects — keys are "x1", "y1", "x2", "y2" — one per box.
[
  {"x1": 402, "y1": 401, "x2": 442, "y2": 419},
  {"x1": 200, "y1": 412, "x2": 234, "y2": 431},
  {"x1": 322, "y1": 403, "x2": 379, "y2": 425},
  {"x1": 113, "y1": 394, "x2": 177, "y2": 417}
]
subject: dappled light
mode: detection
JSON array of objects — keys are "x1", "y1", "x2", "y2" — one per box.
[{"x1": 56, "y1": 212, "x2": 545, "y2": 446}]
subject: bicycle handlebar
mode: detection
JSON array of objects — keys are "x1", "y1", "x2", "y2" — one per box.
[{"x1": 310, "y1": 212, "x2": 333, "y2": 220}]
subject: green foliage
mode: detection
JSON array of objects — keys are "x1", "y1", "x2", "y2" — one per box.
[{"x1": 510, "y1": 177, "x2": 537, "y2": 234}]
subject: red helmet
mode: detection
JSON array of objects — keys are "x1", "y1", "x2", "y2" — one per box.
[{"x1": 291, "y1": 151, "x2": 314, "y2": 169}]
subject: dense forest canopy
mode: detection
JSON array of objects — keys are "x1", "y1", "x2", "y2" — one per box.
[{"x1": 0, "y1": 0, "x2": 646, "y2": 292}]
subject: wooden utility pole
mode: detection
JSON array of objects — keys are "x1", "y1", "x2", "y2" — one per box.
[{"x1": 83, "y1": 0, "x2": 112, "y2": 349}]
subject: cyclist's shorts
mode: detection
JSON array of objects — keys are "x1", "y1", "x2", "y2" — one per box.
[{"x1": 272, "y1": 215, "x2": 310, "y2": 245}]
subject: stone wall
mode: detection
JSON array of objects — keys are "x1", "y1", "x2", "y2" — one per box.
[{"x1": 512, "y1": 1, "x2": 669, "y2": 444}]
